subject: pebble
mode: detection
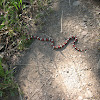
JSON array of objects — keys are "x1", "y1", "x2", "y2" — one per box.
[
  {"x1": 73, "y1": 1, "x2": 81, "y2": 6},
  {"x1": 54, "y1": 66, "x2": 56, "y2": 69},
  {"x1": 44, "y1": 93, "x2": 47, "y2": 95},
  {"x1": 78, "y1": 29, "x2": 82, "y2": 32},
  {"x1": 56, "y1": 74, "x2": 58, "y2": 77},
  {"x1": 80, "y1": 22, "x2": 85, "y2": 27},
  {"x1": 88, "y1": 83, "x2": 92, "y2": 86},
  {"x1": 83, "y1": 18, "x2": 87, "y2": 22},
  {"x1": 80, "y1": 61, "x2": 83, "y2": 63},
  {"x1": 78, "y1": 96, "x2": 83, "y2": 100},
  {"x1": 48, "y1": 81, "x2": 52, "y2": 85},
  {"x1": 81, "y1": 31, "x2": 88, "y2": 36},
  {"x1": 84, "y1": 26, "x2": 88, "y2": 28},
  {"x1": 75, "y1": 26, "x2": 79, "y2": 29}
]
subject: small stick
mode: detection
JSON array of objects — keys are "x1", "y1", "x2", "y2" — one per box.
[{"x1": 60, "y1": 10, "x2": 63, "y2": 33}]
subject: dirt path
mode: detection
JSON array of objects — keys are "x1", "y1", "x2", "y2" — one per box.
[{"x1": 15, "y1": 0, "x2": 100, "y2": 100}]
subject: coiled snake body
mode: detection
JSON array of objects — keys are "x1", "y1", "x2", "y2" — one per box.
[{"x1": 26, "y1": 35, "x2": 86, "y2": 52}]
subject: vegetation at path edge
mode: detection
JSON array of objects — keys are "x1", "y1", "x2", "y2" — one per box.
[{"x1": 0, "y1": 0, "x2": 52, "y2": 99}]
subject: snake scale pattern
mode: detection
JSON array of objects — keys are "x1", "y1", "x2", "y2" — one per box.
[{"x1": 26, "y1": 35, "x2": 86, "y2": 52}]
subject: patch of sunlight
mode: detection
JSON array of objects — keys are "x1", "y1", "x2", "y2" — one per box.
[{"x1": 53, "y1": 56, "x2": 98, "y2": 98}]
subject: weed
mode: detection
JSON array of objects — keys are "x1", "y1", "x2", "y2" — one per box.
[
  {"x1": 0, "y1": 0, "x2": 53, "y2": 99},
  {"x1": 0, "y1": 57, "x2": 18, "y2": 99}
]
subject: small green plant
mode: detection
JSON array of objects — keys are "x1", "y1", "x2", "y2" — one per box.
[
  {"x1": 18, "y1": 34, "x2": 27, "y2": 50},
  {"x1": 18, "y1": 33, "x2": 34, "y2": 50},
  {"x1": 0, "y1": 58, "x2": 18, "y2": 99},
  {"x1": 0, "y1": 0, "x2": 26, "y2": 33},
  {"x1": 12, "y1": 0, "x2": 22, "y2": 11}
]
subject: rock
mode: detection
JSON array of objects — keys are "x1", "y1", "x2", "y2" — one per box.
[
  {"x1": 80, "y1": 22, "x2": 85, "y2": 27},
  {"x1": 81, "y1": 31, "x2": 88, "y2": 36},
  {"x1": 75, "y1": 26, "x2": 79, "y2": 29},
  {"x1": 83, "y1": 18, "x2": 87, "y2": 22},
  {"x1": 78, "y1": 96, "x2": 83, "y2": 100},
  {"x1": 73, "y1": 1, "x2": 81, "y2": 6}
]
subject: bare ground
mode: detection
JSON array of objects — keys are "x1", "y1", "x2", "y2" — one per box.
[{"x1": 15, "y1": 0, "x2": 100, "y2": 100}]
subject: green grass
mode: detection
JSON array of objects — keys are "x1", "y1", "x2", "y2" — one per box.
[{"x1": 0, "y1": 58, "x2": 18, "y2": 99}]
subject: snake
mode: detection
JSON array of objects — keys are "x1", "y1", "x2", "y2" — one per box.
[{"x1": 26, "y1": 35, "x2": 87, "y2": 52}]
